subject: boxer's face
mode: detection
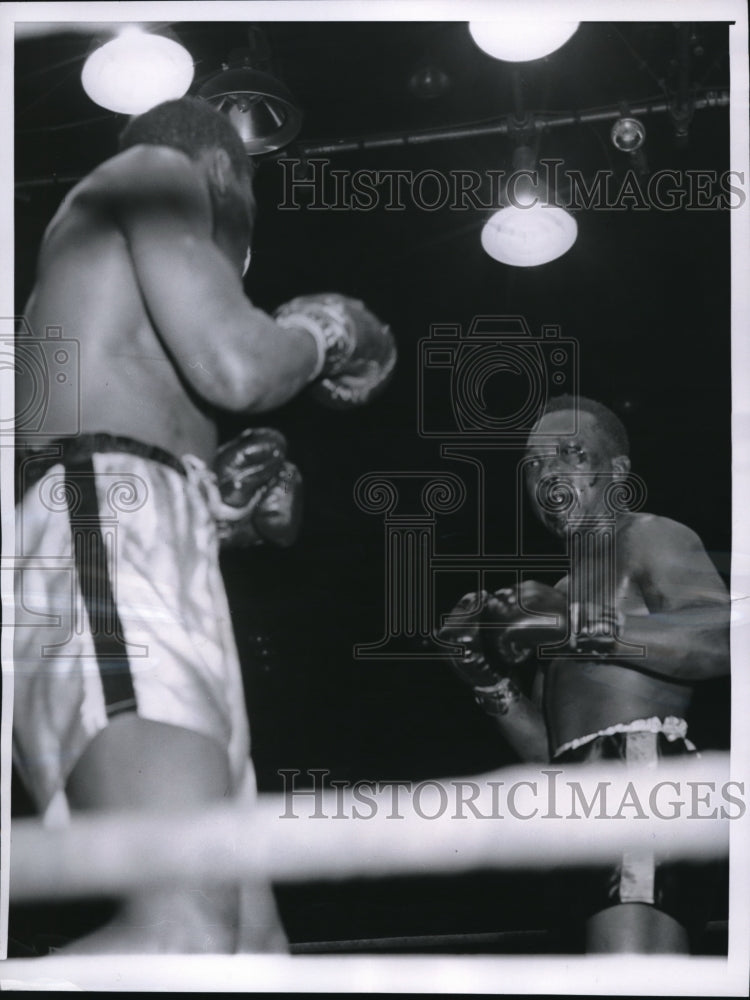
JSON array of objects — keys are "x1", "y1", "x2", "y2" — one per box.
[{"x1": 525, "y1": 410, "x2": 629, "y2": 535}]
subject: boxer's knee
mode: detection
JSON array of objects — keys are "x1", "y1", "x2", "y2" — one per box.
[{"x1": 585, "y1": 902, "x2": 689, "y2": 953}]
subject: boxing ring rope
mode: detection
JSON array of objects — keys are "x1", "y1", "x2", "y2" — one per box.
[{"x1": 10, "y1": 753, "x2": 733, "y2": 903}]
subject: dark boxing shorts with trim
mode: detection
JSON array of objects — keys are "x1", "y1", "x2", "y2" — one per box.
[
  {"x1": 13, "y1": 434, "x2": 254, "y2": 824},
  {"x1": 553, "y1": 719, "x2": 720, "y2": 934}
]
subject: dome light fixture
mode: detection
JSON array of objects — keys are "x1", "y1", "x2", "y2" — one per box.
[
  {"x1": 481, "y1": 205, "x2": 577, "y2": 267},
  {"x1": 81, "y1": 26, "x2": 194, "y2": 115},
  {"x1": 481, "y1": 145, "x2": 577, "y2": 267},
  {"x1": 468, "y1": 21, "x2": 580, "y2": 62}
]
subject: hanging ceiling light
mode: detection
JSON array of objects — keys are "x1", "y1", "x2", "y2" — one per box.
[
  {"x1": 481, "y1": 205, "x2": 578, "y2": 266},
  {"x1": 480, "y1": 146, "x2": 577, "y2": 267},
  {"x1": 468, "y1": 21, "x2": 580, "y2": 62},
  {"x1": 81, "y1": 26, "x2": 194, "y2": 115},
  {"x1": 198, "y1": 51, "x2": 302, "y2": 154},
  {"x1": 611, "y1": 117, "x2": 646, "y2": 152},
  {"x1": 611, "y1": 116, "x2": 648, "y2": 176}
]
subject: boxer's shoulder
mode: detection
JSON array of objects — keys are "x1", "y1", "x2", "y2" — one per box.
[
  {"x1": 617, "y1": 512, "x2": 720, "y2": 600},
  {"x1": 93, "y1": 144, "x2": 198, "y2": 183},
  {"x1": 69, "y1": 146, "x2": 212, "y2": 224},
  {"x1": 618, "y1": 511, "x2": 704, "y2": 552}
]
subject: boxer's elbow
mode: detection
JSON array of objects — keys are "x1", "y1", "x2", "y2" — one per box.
[
  {"x1": 694, "y1": 602, "x2": 730, "y2": 678},
  {"x1": 218, "y1": 360, "x2": 307, "y2": 414},
  {"x1": 218, "y1": 368, "x2": 267, "y2": 412},
  {"x1": 216, "y1": 319, "x2": 317, "y2": 413},
  {"x1": 676, "y1": 623, "x2": 730, "y2": 680},
  {"x1": 642, "y1": 602, "x2": 730, "y2": 680},
  {"x1": 697, "y1": 626, "x2": 730, "y2": 678},
  {"x1": 175, "y1": 355, "x2": 261, "y2": 412}
]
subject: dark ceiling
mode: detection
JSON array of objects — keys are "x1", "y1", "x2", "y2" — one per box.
[
  {"x1": 12, "y1": 18, "x2": 733, "y2": 954},
  {"x1": 14, "y1": 18, "x2": 733, "y2": 539}
]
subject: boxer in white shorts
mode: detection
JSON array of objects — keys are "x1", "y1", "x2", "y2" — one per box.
[
  {"x1": 14, "y1": 441, "x2": 254, "y2": 823},
  {"x1": 15, "y1": 95, "x2": 396, "y2": 952}
]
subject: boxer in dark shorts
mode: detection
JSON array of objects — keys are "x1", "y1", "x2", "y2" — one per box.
[
  {"x1": 554, "y1": 724, "x2": 718, "y2": 947},
  {"x1": 440, "y1": 395, "x2": 729, "y2": 953}
]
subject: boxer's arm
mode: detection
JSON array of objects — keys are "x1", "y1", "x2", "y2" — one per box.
[
  {"x1": 110, "y1": 146, "x2": 319, "y2": 412},
  {"x1": 618, "y1": 517, "x2": 730, "y2": 680},
  {"x1": 495, "y1": 537, "x2": 729, "y2": 680},
  {"x1": 439, "y1": 591, "x2": 549, "y2": 762},
  {"x1": 485, "y1": 670, "x2": 549, "y2": 763},
  {"x1": 482, "y1": 587, "x2": 553, "y2": 762}
]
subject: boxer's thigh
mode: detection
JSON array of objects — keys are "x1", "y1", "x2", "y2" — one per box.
[{"x1": 66, "y1": 714, "x2": 232, "y2": 811}]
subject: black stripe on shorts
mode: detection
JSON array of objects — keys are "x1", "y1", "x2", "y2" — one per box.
[{"x1": 65, "y1": 456, "x2": 137, "y2": 717}]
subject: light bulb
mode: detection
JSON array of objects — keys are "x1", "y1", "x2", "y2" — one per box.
[
  {"x1": 481, "y1": 204, "x2": 577, "y2": 267},
  {"x1": 82, "y1": 29, "x2": 194, "y2": 115},
  {"x1": 468, "y1": 21, "x2": 579, "y2": 62},
  {"x1": 611, "y1": 117, "x2": 647, "y2": 152}
]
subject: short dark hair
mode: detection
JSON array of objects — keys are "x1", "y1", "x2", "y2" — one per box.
[
  {"x1": 118, "y1": 96, "x2": 254, "y2": 183},
  {"x1": 541, "y1": 394, "x2": 630, "y2": 457}
]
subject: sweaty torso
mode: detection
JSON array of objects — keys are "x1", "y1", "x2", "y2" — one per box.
[
  {"x1": 543, "y1": 512, "x2": 693, "y2": 752},
  {"x1": 18, "y1": 155, "x2": 218, "y2": 462}
]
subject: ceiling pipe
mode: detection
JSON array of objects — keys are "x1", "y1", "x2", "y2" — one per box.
[
  {"x1": 272, "y1": 90, "x2": 728, "y2": 158},
  {"x1": 669, "y1": 23, "x2": 695, "y2": 148},
  {"x1": 14, "y1": 91, "x2": 729, "y2": 190}
]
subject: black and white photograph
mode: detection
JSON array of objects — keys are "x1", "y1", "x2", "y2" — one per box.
[{"x1": 1, "y1": 1, "x2": 749, "y2": 993}]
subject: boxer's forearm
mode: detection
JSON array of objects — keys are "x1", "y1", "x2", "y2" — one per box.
[
  {"x1": 439, "y1": 589, "x2": 550, "y2": 761},
  {"x1": 618, "y1": 604, "x2": 730, "y2": 680},
  {"x1": 477, "y1": 687, "x2": 549, "y2": 762},
  {"x1": 223, "y1": 303, "x2": 321, "y2": 412},
  {"x1": 495, "y1": 595, "x2": 730, "y2": 681},
  {"x1": 489, "y1": 698, "x2": 549, "y2": 762}
]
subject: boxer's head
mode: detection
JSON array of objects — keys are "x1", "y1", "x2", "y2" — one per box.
[
  {"x1": 525, "y1": 395, "x2": 631, "y2": 534},
  {"x1": 119, "y1": 96, "x2": 256, "y2": 272}
]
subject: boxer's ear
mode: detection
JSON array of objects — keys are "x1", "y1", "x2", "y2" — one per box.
[
  {"x1": 207, "y1": 147, "x2": 233, "y2": 196},
  {"x1": 611, "y1": 455, "x2": 631, "y2": 478}
]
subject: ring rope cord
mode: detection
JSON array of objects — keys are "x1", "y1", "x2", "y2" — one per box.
[{"x1": 10, "y1": 754, "x2": 732, "y2": 902}]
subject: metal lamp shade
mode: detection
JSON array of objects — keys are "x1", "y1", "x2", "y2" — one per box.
[{"x1": 198, "y1": 67, "x2": 302, "y2": 153}]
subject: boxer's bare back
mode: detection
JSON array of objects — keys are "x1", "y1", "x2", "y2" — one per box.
[
  {"x1": 16, "y1": 139, "x2": 319, "y2": 954},
  {"x1": 19, "y1": 144, "x2": 316, "y2": 460},
  {"x1": 15, "y1": 96, "x2": 398, "y2": 954}
]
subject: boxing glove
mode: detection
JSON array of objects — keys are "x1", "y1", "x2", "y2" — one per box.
[
  {"x1": 273, "y1": 293, "x2": 396, "y2": 409},
  {"x1": 212, "y1": 428, "x2": 303, "y2": 548},
  {"x1": 438, "y1": 591, "x2": 523, "y2": 717},
  {"x1": 492, "y1": 582, "x2": 621, "y2": 661}
]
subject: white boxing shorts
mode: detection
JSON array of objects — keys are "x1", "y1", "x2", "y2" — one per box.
[{"x1": 13, "y1": 434, "x2": 253, "y2": 821}]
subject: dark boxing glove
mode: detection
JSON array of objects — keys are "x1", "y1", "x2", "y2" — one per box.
[
  {"x1": 273, "y1": 293, "x2": 396, "y2": 409},
  {"x1": 568, "y1": 600, "x2": 623, "y2": 656},
  {"x1": 438, "y1": 591, "x2": 522, "y2": 718},
  {"x1": 212, "y1": 428, "x2": 303, "y2": 548},
  {"x1": 492, "y1": 583, "x2": 622, "y2": 662},
  {"x1": 491, "y1": 581, "x2": 567, "y2": 666}
]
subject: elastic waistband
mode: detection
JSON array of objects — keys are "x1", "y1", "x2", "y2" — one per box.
[
  {"x1": 553, "y1": 716, "x2": 694, "y2": 759},
  {"x1": 16, "y1": 434, "x2": 187, "y2": 500}
]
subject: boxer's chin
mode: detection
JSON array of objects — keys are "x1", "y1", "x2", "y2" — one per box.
[
  {"x1": 544, "y1": 512, "x2": 570, "y2": 536},
  {"x1": 533, "y1": 506, "x2": 570, "y2": 536}
]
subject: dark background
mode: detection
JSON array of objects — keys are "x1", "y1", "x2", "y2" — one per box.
[{"x1": 12, "y1": 19, "x2": 732, "y2": 955}]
